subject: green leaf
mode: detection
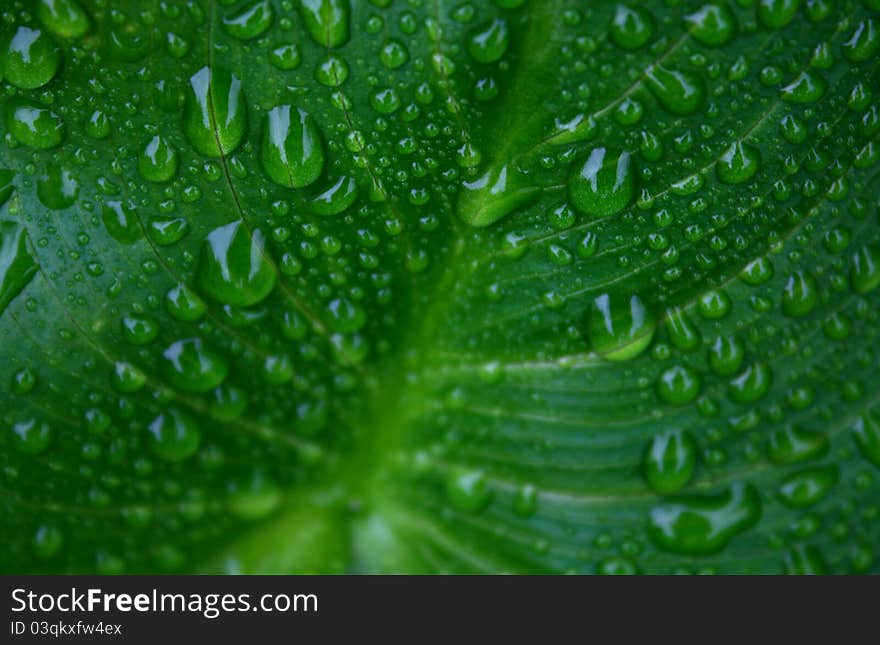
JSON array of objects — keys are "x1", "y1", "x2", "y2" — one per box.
[{"x1": 1, "y1": 0, "x2": 880, "y2": 575}]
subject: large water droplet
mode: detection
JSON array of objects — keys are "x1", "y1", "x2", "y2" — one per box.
[
  {"x1": 11, "y1": 417, "x2": 52, "y2": 455},
  {"x1": 222, "y1": 0, "x2": 275, "y2": 40},
  {"x1": 458, "y1": 164, "x2": 540, "y2": 227},
  {"x1": 778, "y1": 465, "x2": 838, "y2": 509},
  {"x1": 843, "y1": 18, "x2": 879, "y2": 62},
  {"x1": 645, "y1": 65, "x2": 705, "y2": 115},
  {"x1": 648, "y1": 482, "x2": 762, "y2": 555},
  {"x1": 198, "y1": 222, "x2": 277, "y2": 307},
  {"x1": 101, "y1": 200, "x2": 141, "y2": 244},
  {"x1": 609, "y1": 4, "x2": 655, "y2": 50},
  {"x1": 148, "y1": 409, "x2": 201, "y2": 461},
  {"x1": 4, "y1": 101, "x2": 65, "y2": 149},
  {"x1": 780, "y1": 71, "x2": 827, "y2": 104},
  {"x1": 1, "y1": 26, "x2": 60, "y2": 89},
  {"x1": 138, "y1": 135, "x2": 178, "y2": 183},
  {"x1": 0, "y1": 221, "x2": 38, "y2": 316},
  {"x1": 767, "y1": 426, "x2": 828, "y2": 465},
  {"x1": 850, "y1": 245, "x2": 880, "y2": 294},
  {"x1": 309, "y1": 176, "x2": 358, "y2": 216},
  {"x1": 446, "y1": 469, "x2": 492, "y2": 513},
  {"x1": 37, "y1": 0, "x2": 91, "y2": 38},
  {"x1": 468, "y1": 18, "x2": 509, "y2": 63},
  {"x1": 707, "y1": 334, "x2": 744, "y2": 376},
  {"x1": 852, "y1": 411, "x2": 880, "y2": 469},
  {"x1": 656, "y1": 364, "x2": 701, "y2": 405},
  {"x1": 184, "y1": 66, "x2": 247, "y2": 157},
  {"x1": 716, "y1": 140, "x2": 760, "y2": 184},
  {"x1": 569, "y1": 148, "x2": 635, "y2": 218},
  {"x1": 227, "y1": 470, "x2": 280, "y2": 520},
  {"x1": 37, "y1": 164, "x2": 78, "y2": 210},
  {"x1": 642, "y1": 429, "x2": 697, "y2": 494},
  {"x1": 665, "y1": 307, "x2": 701, "y2": 351},
  {"x1": 757, "y1": 0, "x2": 799, "y2": 29},
  {"x1": 161, "y1": 338, "x2": 228, "y2": 393},
  {"x1": 298, "y1": 0, "x2": 350, "y2": 48},
  {"x1": 261, "y1": 105, "x2": 325, "y2": 188},
  {"x1": 727, "y1": 363, "x2": 772, "y2": 405},
  {"x1": 782, "y1": 271, "x2": 818, "y2": 317},
  {"x1": 685, "y1": 2, "x2": 737, "y2": 46},
  {"x1": 587, "y1": 292, "x2": 654, "y2": 361}
]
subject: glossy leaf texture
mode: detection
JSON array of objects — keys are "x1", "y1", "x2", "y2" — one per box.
[{"x1": 2, "y1": 0, "x2": 880, "y2": 574}]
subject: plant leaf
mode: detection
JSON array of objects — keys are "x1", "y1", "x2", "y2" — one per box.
[{"x1": 1, "y1": 0, "x2": 880, "y2": 574}]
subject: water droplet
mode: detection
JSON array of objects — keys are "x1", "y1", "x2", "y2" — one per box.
[
  {"x1": 850, "y1": 245, "x2": 880, "y2": 294},
  {"x1": 101, "y1": 200, "x2": 141, "y2": 244},
  {"x1": 148, "y1": 409, "x2": 201, "y2": 461},
  {"x1": 513, "y1": 483, "x2": 538, "y2": 517},
  {"x1": 222, "y1": 0, "x2": 275, "y2": 40},
  {"x1": 716, "y1": 140, "x2": 760, "y2": 184},
  {"x1": 656, "y1": 364, "x2": 701, "y2": 405},
  {"x1": 111, "y1": 361, "x2": 146, "y2": 393},
  {"x1": 149, "y1": 217, "x2": 189, "y2": 246},
  {"x1": 0, "y1": 221, "x2": 38, "y2": 316},
  {"x1": 261, "y1": 105, "x2": 325, "y2": 188},
  {"x1": 198, "y1": 222, "x2": 277, "y2": 307},
  {"x1": 767, "y1": 426, "x2": 828, "y2": 465},
  {"x1": 852, "y1": 411, "x2": 880, "y2": 469},
  {"x1": 646, "y1": 65, "x2": 705, "y2": 115},
  {"x1": 161, "y1": 338, "x2": 228, "y2": 393},
  {"x1": 587, "y1": 292, "x2": 654, "y2": 361},
  {"x1": 166, "y1": 283, "x2": 207, "y2": 321},
  {"x1": 468, "y1": 18, "x2": 509, "y2": 63},
  {"x1": 665, "y1": 307, "x2": 701, "y2": 351},
  {"x1": 121, "y1": 313, "x2": 159, "y2": 345},
  {"x1": 697, "y1": 289, "x2": 731, "y2": 319},
  {"x1": 298, "y1": 0, "x2": 350, "y2": 47},
  {"x1": 36, "y1": 164, "x2": 78, "y2": 210},
  {"x1": 784, "y1": 544, "x2": 827, "y2": 575},
  {"x1": 184, "y1": 66, "x2": 247, "y2": 157},
  {"x1": 37, "y1": 0, "x2": 91, "y2": 38},
  {"x1": 12, "y1": 367, "x2": 36, "y2": 394},
  {"x1": 685, "y1": 2, "x2": 737, "y2": 46},
  {"x1": 325, "y1": 297, "x2": 365, "y2": 333},
  {"x1": 842, "y1": 18, "x2": 879, "y2": 62},
  {"x1": 778, "y1": 465, "x2": 838, "y2": 509},
  {"x1": 446, "y1": 469, "x2": 492, "y2": 513},
  {"x1": 780, "y1": 70, "x2": 827, "y2": 104},
  {"x1": 11, "y1": 417, "x2": 52, "y2": 455},
  {"x1": 642, "y1": 429, "x2": 697, "y2": 494},
  {"x1": 757, "y1": 0, "x2": 800, "y2": 29},
  {"x1": 648, "y1": 482, "x2": 762, "y2": 555},
  {"x1": 269, "y1": 43, "x2": 301, "y2": 70},
  {"x1": 782, "y1": 271, "x2": 818, "y2": 317},
  {"x1": 309, "y1": 176, "x2": 358, "y2": 216},
  {"x1": 138, "y1": 135, "x2": 178, "y2": 183},
  {"x1": 210, "y1": 384, "x2": 248, "y2": 421},
  {"x1": 33, "y1": 524, "x2": 64, "y2": 559},
  {"x1": 740, "y1": 256, "x2": 774, "y2": 285},
  {"x1": 727, "y1": 363, "x2": 772, "y2": 405},
  {"x1": 380, "y1": 39, "x2": 408, "y2": 69},
  {"x1": 708, "y1": 335, "x2": 744, "y2": 376},
  {"x1": 227, "y1": 471, "x2": 281, "y2": 520},
  {"x1": 609, "y1": 4, "x2": 655, "y2": 50},
  {"x1": 4, "y1": 101, "x2": 65, "y2": 149},
  {"x1": 569, "y1": 148, "x2": 635, "y2": 218},
  {"x1": 1, "y1": 26, "x2": 60, "y2": 89},
  {"x1": 458, "y1": 164, "x2": 540, "y2": 227},
  {"x1": 548, "y1": 113, "x2": 597, "y2": 146}
]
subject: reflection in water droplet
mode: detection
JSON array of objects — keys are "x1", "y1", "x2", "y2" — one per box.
[
  {"x1": 222, "y1": 0, "x2": 275, "y2": 40},
  {"x1": 37, "y1": 165, "x2": 78, "y2": 209},
  {"x1": 648, "y1": 482, "x2": 762, "y2": 555},
  {"x1": 161, "y1": 338, "x2": 228, "y2": 393},
  {"x1": 458, "y1": 164, "x2": 540, "y2": 227},
  {"x1": 569, "y1": 148, "x2": 635, "y2": 218},
  {"x1": 261, "y1": 105, "x2": 325, "y2": 188},
  {"x1": 642, "y1": 429, "x2": 697, "y2": 494},
  {"x1": 298, "y1": 0, "x2": 350, "y2": 47},
  {"x1": 0, "y1": 221, "x2": 39, "y2": 316},
  {"x1": 184, "y1": 66, "x2": 247, "y2": 157},
  {"x1": 148, "y1": 409, "x2": 201, "y2": 461},
  {"x1": 197, "y1": 222, "x2": 277, "y2": 307},
  {"x1": 2, "y1": 26, "x2": 60, "y2": 89},
  {"x1": 588, "y1": 292, "x2": 654, "y2": 361}
]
